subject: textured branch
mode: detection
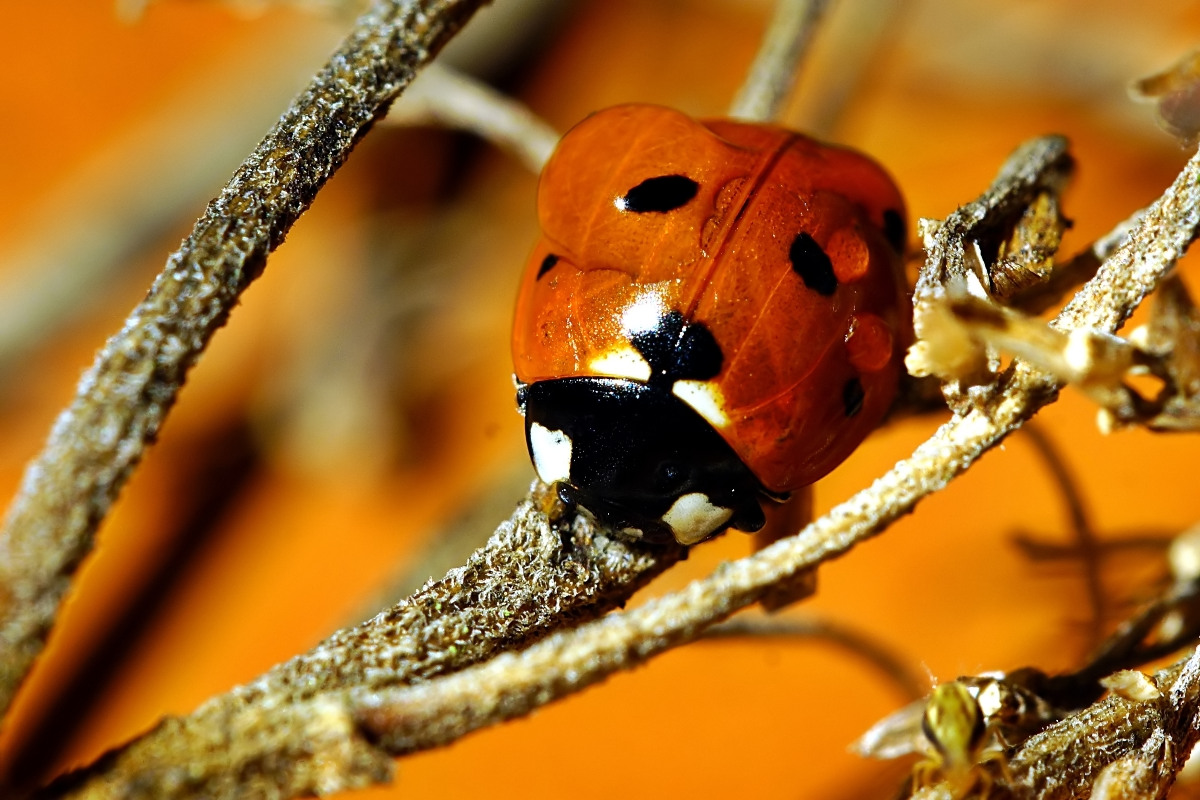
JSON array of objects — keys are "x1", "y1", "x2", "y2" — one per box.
[
  {"x1": 0, "y1": 0, "x2": 491, "y2": 722},
  {"x1": 35, "y1": 495, "x2": 683, "y2": 798},
  {"x1": 1004, "y1": 646, "x2": 1200, "y2": 799}
]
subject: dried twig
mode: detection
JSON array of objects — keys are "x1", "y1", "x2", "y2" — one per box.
[
  {"x1": 1005, "y1": 646, "x2": 1200, "y2": 799},
  {"x1": 0, "y1": 0, "x2": 491, "y2": 724},
  {"x1": 705, "y1": 616, "x2": 927, "y2": 701},
  {"x1": 728, "y1": 0, "x2": 830, "y2": 122},
  {"x1": 795, "y1": 0, "x2": 900, "y2": 137},
  {"x1": 0, "y1": 26, "x2": 337, "y2": 378},
  {"x1": 916, "y1": 205, "x2": 1200, "y2": 432},
  {"x1": 386, "y1": 62, "x2": 560, "y2": 172},
  {"x1": 1020, "y1": 425, "x2": 1107, "y2": 649},
  {"x1": 906, "y1": 135, "x2": 1075, "y2": 410},
  {"x1": 861, "y1": 572, "x2": 1200, "y2": 798},
  {"x1": 34, "y1": 495, "x2": 683, "y2": 798}
]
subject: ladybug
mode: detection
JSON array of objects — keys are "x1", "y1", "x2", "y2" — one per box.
[{"x1": 512, "y1": 104, "x2": 909, "y2": 545}]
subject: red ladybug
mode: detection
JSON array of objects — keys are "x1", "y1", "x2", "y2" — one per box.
[{"x1": 512, "y1": 104, "x2": 909, "y2": 545}]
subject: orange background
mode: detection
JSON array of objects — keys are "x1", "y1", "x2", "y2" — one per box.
[{"x1": 1, "y1": 1, "x2": 1199, "y2": 798}]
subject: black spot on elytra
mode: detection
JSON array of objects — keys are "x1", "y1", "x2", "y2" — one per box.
[
  {"x1": 630, "y1": 310, "x2": 723, "y2": 383},
  {"x1": 537, "y1": 253, "x2": 559, "y2": 279},
  {"x1": 842, "y1": 377, "x2": 864, "y2": 418},
  {"x1": 789, "y1": 232, "x2": 837, "y2": 296},
  {"x1": 882, "y1": 209, "x2": 905, "y2": 254},
  {"x1": 620, "y1": 175, "x2": 700, "y2": 213}
]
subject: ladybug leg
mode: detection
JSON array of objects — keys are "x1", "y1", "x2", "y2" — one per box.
[
  {"x1": 752, "y1": 486, "x2": 817, "y2": 611},
  {"x1": 750, "y1": 485, "x2": 813, "y2": 551}
]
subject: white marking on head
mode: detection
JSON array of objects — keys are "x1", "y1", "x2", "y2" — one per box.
[
  {"x1": 589, "y1": 346, "x2": 652, "y2": 382},
  {"x1": 529, "y1": 422, "x2": 573, "y2": 484},
  {"x1": 662, "y1": 492, "x2": 733, "y2": 545},
  {"x1": 672, "y1": 380, "x2": 730, "y2": 428}
]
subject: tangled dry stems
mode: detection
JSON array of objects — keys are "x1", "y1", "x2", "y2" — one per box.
[
  {"x1": 1, "y1": 2, "x2": 1199, "y2": 799},
  {"x1": 30, "y1": 130, "x2": 1200, "y2": 800}
]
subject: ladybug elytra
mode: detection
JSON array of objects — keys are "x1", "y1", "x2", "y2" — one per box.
[{"x1": 512, "y1": 104, "x2": 910, "y2": 545}]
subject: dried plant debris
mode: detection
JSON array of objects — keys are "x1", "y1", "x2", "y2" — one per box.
[
  {"x1": 1100, "y1": 669, "x2": 1162, "y2": 703},
  {"x1": 1124, "y1": 272, "x2": 1200, "y2": 430},
  {"x1": 1088, "y1": 731, "x2": 1176, "y2": 800},
  {"x1": 906, "y1": 135, "x2": 1075, "y2": 409},
  {"x1": 907, "y1": 128, "x2": 1200, "y2": 431},
  {"x1": 1007, "y1": 649, "x2": 1200, "y2": 800},
  {"x1": 1131, "y1": 47, "x2": 1200, "y2": 148},
  {"x1": 858, "y1": 656, "x2": 1199, "y2": 800},
  {"x1": 23, "y1": 119, "x2": 1200, "y2": 800},
  {"x1": 10, "y1": 11, "x2": 1200, "y2": 793},
  {"x1": 854, "y1": 670, "x2": 1072, "y2": 763},
  {"x1": 859, "y1": 521, "x2": 1200, "y2": 800},
  {"x1": 989, "y1": 191, "x2": 1072, "y2": 303},
  {"x1": 915, "y1": 273, "x2": 1200, "y2": 433}
]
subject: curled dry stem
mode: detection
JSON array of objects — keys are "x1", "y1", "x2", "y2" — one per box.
[
  {"x1": 907, "y1": 135, "x2": 1075, "y2": 409},
  {"x1": 0, "y1": 0, "x2": 492, "y2": 724}
]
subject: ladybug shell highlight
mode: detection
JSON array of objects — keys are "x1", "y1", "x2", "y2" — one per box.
[{"x1": 513, "y1": 104, "x2": 909, "y2": 545}]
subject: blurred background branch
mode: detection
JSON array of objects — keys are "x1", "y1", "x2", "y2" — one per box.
[{"x1": 0, "y1": 0, "x2": 489, "y2": 736}]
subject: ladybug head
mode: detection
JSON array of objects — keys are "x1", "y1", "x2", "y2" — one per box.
[{"x1": 520, "y1": 377, "x2": 768, "y2": 545}]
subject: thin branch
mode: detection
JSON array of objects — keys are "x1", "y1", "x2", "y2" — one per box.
[
  {"x1": 728, "y1": 0, "x2": 830, "y2": 122},
  {"x1": 1054, "y1": 159, "x2": 1200, "y2": 334},
  {"x1": 385, "y1": 62, "x2": 560, "y2": 173},
  {"x1": 32, "y1": 494, "x2": 683, "y2": 798},
  {"x1": 1021, "y1": 424, "x2": 1107, "y2": 649},
  {"x1": 705, "y1": 616, "x2": 927, "y2": 701},
  {"x1": 0, "y1": 27, "x2": 337, "y2": 379},
  {"x1": 1012, "y1": 530, "x2": 1174, "y2": 560},
  {"x1": 798, "y1": 0, "x2": 901, "y2": 138},
  {"x1": 0, "y1": 0, "x2": 490, "y2": 723}
]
